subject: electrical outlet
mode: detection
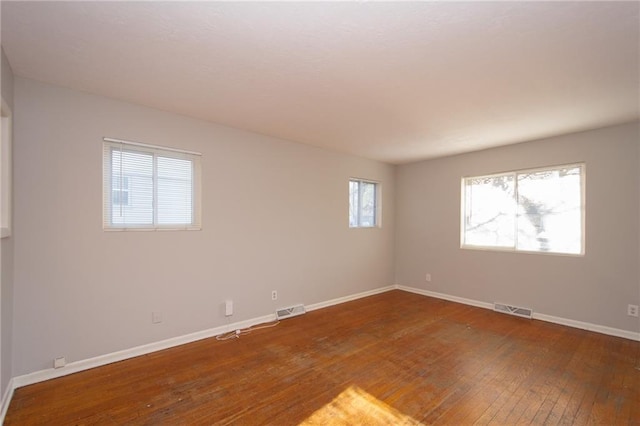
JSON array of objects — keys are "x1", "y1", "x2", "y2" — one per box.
[
  {"x1": 152, "y1": 311, "x2": 163, "y2": 324},
  {"x1": 425, "y1": 273, "x2": 432, "y2": 282},
  {"x1": 271, "y1": 290, "x2": 277, "y2": 300},
  {"x1": 53, "y1": 357, "x2": 66, "y2": 369},
  {"x1": 628, "y1": 304, "x2": 639, "y2": 317},
  {"x1": 225, "y1": 300, "x2": 233, "y2": 317}
]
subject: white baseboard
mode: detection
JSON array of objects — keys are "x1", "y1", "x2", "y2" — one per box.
[
  {"x1": 12, "y1": 313, "x2": 276, "y2": 389},
  {"x1": 306, "y1": 285, "x2": 395, "y2": 312},
  {"x1": 396, "y1": 285, "x2": 494, "y2": 310},
  {"x1": 0, "y1": 378, "x2": 14, "y2": 423},
  {"x1": 531, "y1": 312, "x2": 640, "y2": 341},
  {"x1": 9, "y1": 285, "x2": 396, "y2": 394},
  {"x1": 395, "y1": 285, "x2": 640, "y2": 342}
]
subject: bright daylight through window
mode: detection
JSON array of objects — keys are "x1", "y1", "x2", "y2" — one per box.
[
  {"x1": 349, "y1": 179, "x2": 378, "y2": 228},
  {"x1": 103, "y1": 138, "x2": 201, "y2": 230},
  {"x1": 462, "y1": 164, "x2": 584, "y2": 255}
]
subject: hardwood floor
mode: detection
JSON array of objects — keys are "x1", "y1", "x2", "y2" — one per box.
[{"x1": 6, "y1": 290, "x2": 640, "y2": 425}]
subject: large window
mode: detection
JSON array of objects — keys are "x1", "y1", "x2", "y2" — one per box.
[
  {"x1": 103, "y1": 138, "x2": 201, "y2": 230},
  {"x1": 349, "y1": 178, "x2": 379, "y2": 228},
  {"x1": 461, "y1": 163, "x2": 584, "y2": 255}
]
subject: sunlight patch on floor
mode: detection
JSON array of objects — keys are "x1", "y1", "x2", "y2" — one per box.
[{"x1": 300, "y1": 385, "x2": 423, "y2": 425}]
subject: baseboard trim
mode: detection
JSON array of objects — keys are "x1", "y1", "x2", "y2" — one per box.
[
  {"x1": 395, "y1": 285, "x2": 640, "y2": 342},
  {"x1": 531, "y1": 312, "x2": 640, "y2": 341},
  {"x1": 0, "y1": 378, "x2": 15, "y2": 422},
  {"x1": 396, "y1": 285, "x2": 494, "y2": 310},
  {"x1": 11, "y1": 313, "x2": 276, "y2": 389},
  {"x1": 306, "y1": 285, "x2": 395, "y2": 312},
  {"x1": 9, "y1": 285, "x2": 395, "y2": 393}
]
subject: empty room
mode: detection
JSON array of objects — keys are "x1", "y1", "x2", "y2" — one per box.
[{"x1": 0, "y1": 1, "x2": 638, "y2": 424}]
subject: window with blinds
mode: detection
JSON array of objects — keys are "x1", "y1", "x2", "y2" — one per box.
[{"x1": 103, "y1": 138, "x2": 201, "y2": 230}]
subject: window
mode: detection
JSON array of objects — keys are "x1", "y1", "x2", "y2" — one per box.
[
  {"x1": 0, "y1": 99, "x2": 12, "y2": 238},
  {"x1": 112, "y1": 176, "x2": 130, "y2": 206},
  {"x1": 349, "y1": 178, "x2": 379, "y2": 228},
  {"x1": 461, "y1": 163, "x2": 584, "y2": 255},
  {"x1": 103, "y1": 138, "x2": 201, "y2": 230}
]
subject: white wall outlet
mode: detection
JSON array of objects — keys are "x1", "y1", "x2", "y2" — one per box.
[
  {"x1": 271, "y1": 290, "x2": 277, "y2": 300},
  {"x1": 152, "y1": 311, "x2": 163, "y2": 324},
  {"x1": 628, "y1": 304, "x2": 639, "y2": 317},
  {"x1": 225, "y1": 300, "x2": 233, "y2": 317},
  {"x1": 425, "y1": 273, "x2": 432, "y2": 282},
  {"x1": 53, "y1": 357, "x2": 66, "y2": 369}
]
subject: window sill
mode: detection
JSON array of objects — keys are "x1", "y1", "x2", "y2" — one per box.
[
  {"x1": 460, "y1": 244, "x2": 584, "y2": 257},
  {"x1": 104, "y1": 227, "x2": 201, "y2": 232}
]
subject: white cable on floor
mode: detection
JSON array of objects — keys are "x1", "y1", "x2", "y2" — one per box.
[{"x1": 215, "y1": 320, "x2": 280, "y2": 341}]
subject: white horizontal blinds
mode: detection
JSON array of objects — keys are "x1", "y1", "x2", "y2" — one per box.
[
  {"x1": 157, "y1": 155, "x2": 193, "y2": 225},
  {"x1": 112, "y1": 147, "x2": 154, "y2": 226},
  {"x1": 103, "y1": 139, "x2": 201, "y2": 230}
]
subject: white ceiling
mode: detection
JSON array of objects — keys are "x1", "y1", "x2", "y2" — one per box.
[{"x1": 2, "y1": 1, "x2": 638, "y2": 164}]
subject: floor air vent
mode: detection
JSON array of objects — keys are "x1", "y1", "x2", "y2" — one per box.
[
  {"x1": 494, "y1": 303, "x2": 533, "y2": 319},
  {"x1": 276, "y1": 304, "x2": 306, "y2": 320}
]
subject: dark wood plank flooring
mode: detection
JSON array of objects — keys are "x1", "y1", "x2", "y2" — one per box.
[{"x1": 5, "y1": 290, "x2": 640, "y2": 425}]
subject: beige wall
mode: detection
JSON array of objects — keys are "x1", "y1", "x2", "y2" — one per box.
[
  {"x1": 7, "y1": 74, "x2": 639, "y2": 380},
  {"x1": 1, "y1": 46, "x2": 14, "y2": 394},
  {"x1": 11, "y1": 77, "x2": 396, "y2": 376},
  {"x1": 395, "y1": 122, "x2": 640, "y2": 332}
]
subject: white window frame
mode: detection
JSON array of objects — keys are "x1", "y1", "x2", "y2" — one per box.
[
  {"x1": 103, "y1": 137, "x2": 202, "y2": 231},
  {"x1": 460, "y1": 163, "x2": 585, "y2": 256},
  {"x1": 0, "y1": 98, "x2": 12, "y2": 238},
  {"x1": 349, "y1": 178, "x2": 381, "y2": 228}
]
